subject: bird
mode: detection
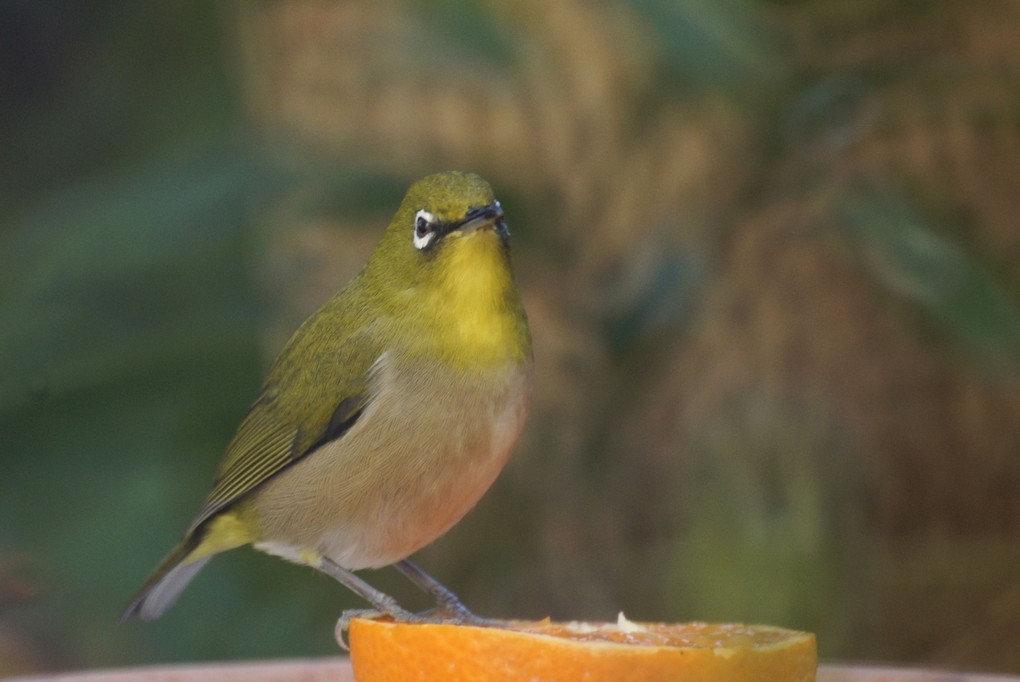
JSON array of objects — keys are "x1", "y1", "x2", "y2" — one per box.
[{"x1": 121, "y1": 171, "x2": 533, "y2": 639}]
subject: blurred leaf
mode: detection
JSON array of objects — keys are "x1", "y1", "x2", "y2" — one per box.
[
  {"x1": 604, "y1": 241, "x2": 712, "y2": 355},
  {"x1": 782, "y1": 74, "x2": 877, "y2": 156},
  {"x1": 835, "y1": 187, "x2": 1020, "y2": 373},
  {"x1": 667, "y1": 391, "x2": 868, "y2": 653},
  {"x1": 407, "y1": 0, "x2": 516, "y2": 71},
  {"x1": 0, "y1": 1, "x2": 235, "y2": 215},
  {"x1": 0, "y1": 141, "x2": 273, "y2": 415},
  {"x1": 628, "y1": 0, "x2": 782, "y2": 95}
]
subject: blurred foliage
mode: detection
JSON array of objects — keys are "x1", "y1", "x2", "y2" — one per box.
[{"x1": 3, "y1": 0, "x2": 1020, "y2": 675}]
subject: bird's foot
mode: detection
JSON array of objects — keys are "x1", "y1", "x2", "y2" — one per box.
[
  {"x1": 335, "y1": 606, "x2": 415, "y2": 650},
  {"x1": 335, "y1": 601, "x2": 508, "y2": 650},
  {"x1": 416, "y1": 597, "x2": 507, "y2": 628}
]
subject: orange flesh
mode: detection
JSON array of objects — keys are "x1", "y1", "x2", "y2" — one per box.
[{"x1": 517, "y1": 619, "x2": 799, "y2": 646}]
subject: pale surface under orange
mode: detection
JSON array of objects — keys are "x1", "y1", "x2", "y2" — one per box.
[
  {"x1": 4, "y1": 660, "x2": 1019, "y2": 681},
  {"x1": 348, "y1": 617, "x2": 818, "y2": 682}
]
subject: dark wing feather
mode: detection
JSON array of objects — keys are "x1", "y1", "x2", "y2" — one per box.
[{"x1": 307, "y1": 394, "x2": 367, "y2": 454}]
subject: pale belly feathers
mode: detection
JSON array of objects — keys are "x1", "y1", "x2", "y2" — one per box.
[{"x1": 251, "y1": 352, "x2": 531, "y2": 570}]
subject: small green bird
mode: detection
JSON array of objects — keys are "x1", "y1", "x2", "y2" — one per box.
[{"x1": 122, "y1": 171, "x2": 533, "y2": 634}]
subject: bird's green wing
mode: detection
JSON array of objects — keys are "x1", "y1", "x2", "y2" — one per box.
[
  {"x1": 188, "y1": 400, "x2": 305, "y2": 532},
  {"x1": 187, "y1": 320, "x2": 381, "y2": 534}
]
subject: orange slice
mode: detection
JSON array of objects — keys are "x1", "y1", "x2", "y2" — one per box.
[{"x1": 349, "y1": 614, "x2": 817, "y2": 682}]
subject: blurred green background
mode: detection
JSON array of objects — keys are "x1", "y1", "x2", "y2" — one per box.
[{"x1": 3, "y1": 0, "x2": 1020, "y2": 675}]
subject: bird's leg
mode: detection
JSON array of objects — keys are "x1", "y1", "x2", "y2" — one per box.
[
  {"x1": 324, "y1": 557, "x2": 506, "y2": 649},
  {"x1": 319, "y1": 556, "x2": 416, "y2": 650},
  {"x1": 320, "y1": 556, "x2": 413, "y2": 616},
  {"x1": 394, "y1": 559, "x2": 467, "y2": 615},
  {"x1": 394, "y1": 559, "x2": 504, "y2": 627}
]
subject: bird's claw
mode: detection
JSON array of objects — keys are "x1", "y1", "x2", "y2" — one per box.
[
  {"x1": 416, "y1": 599, "x2": 506, "y2": 628},
  {"x1": 335, "y1": 607, "x2": 414, "y2": 650},
  {"x1": 334, "y1": 602, "x2": 507, "y2": 650}
]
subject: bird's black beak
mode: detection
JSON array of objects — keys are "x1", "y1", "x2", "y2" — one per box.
[{"x1": 455, "y1": 202, "x2": 508, "y2": 239}]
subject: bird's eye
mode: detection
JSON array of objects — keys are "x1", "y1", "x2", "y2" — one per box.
[{"x1": 413, "y1": 209, "x2": 438, "y2": 250}]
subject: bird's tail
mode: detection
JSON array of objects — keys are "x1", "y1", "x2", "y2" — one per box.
[
  {"x1": 121, "y1": 510, "x2": 255, "y2": 622},
  {"x1": 119, "y1": 538, "x2": 211, "y2": 623}
]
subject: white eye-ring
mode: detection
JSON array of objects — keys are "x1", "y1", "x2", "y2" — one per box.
[{"x1": 413, "y1": 209, "x2": 438, "y2": 250}]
